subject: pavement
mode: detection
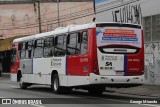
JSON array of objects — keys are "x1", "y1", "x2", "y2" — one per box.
[
  {"x1": 106, "y1": 85, "x2": 160, "y2": 98},
  {"x1": 0, "y1": 72, "x2": 10, "y2": 77},
  {"x1": 1, "y1": 73, "x2": 160, "y2": 98}
]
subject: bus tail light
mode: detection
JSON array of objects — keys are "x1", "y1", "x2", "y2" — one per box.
[{"x1": 93, "y1": 61, "x2": 99, "y2": 75}]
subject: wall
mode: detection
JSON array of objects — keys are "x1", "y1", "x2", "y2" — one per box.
[
  {"x1": 95, "y1": 0, "x2": 160, "y2": 24},
  {"x1": 145, "y1": 43, "x2": 160, "y2": 85},
  {"x1": 0, "y1": 2, "x2": 94, "y2": 39}
]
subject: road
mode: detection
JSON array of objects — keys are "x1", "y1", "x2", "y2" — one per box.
[{"x1": 0, "y1": 77, "x2": 159, "y2": 107}]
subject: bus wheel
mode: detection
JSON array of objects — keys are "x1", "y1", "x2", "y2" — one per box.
[
  {"x1": 19, "y1": 77, "x2": 27, "y2": 89},
  {"x1": 52, "y1": 74, "x2": 61, "y2": 94},
  {"x1": 88, "y1": 86, "x2": 105, "y2": 96}
]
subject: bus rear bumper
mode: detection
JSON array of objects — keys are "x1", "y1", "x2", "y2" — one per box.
[{"x1": 89, "y1": 73, "x2": 144, "y2": 85}]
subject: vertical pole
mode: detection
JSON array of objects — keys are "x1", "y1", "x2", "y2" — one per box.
[
  {"x1": 38, "y1": 0, "x2": 41, "y2": 33},
  {"x1": 57, "y1": 0, "x2": 60, "y2": 27}
]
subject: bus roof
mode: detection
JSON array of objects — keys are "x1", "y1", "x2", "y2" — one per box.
[
  {"x1": 12, "y1": 22, "x2": 141, "y2": 43},
  {"x1": 12, "y1": 22, "x2": 96, "y2": 43}
]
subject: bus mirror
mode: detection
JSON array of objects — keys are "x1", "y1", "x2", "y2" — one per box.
[
  {"x1": 67, "y1": 35, "x2": 70, "y2": 44},
  {"x1": 34, "y1": 40, "x2": 37, "y2": 48},
  {"x1": 55, "y1": 37, "x2": 58, "y2": 46},
  {"x1": 78, "y1": 33, "x2": 81, "y2": 43}
]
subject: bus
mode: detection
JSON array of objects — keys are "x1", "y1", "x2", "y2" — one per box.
[{"x1": 10, "y1": 22, "x2": 144, "y2": 95}]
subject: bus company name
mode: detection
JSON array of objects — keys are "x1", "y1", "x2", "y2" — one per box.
[
  {"x1": 102, "y1": 56, "x2": 118, "y2": 61},
  {"x1": 51, "y1": 58, "x2": 62, "y2": 67}
]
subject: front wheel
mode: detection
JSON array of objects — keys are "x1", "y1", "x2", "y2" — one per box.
[
  {"x1": 19, "y1": 77, "x2": 28, "y2": 89},
  {"x1": 51, "y1": 74, "x2": 62, "y2": 94}
]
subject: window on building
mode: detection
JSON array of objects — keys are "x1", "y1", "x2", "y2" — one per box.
[
  {"x1": 152, "y1": 14, "x2": 160, "y2": 41},
  {"x1": 44, "y1": 37, "x2": 54, "y2": 57},
  {"x1": 143, "y1": 14, "x2": 160, "y2": 42},
  {"x1": 54, "y1": 35, "x2": 66, "y2": 57},
  {"x1": 81, "y1": 31, "x2": 88, "y2": 55},
  {"x1": 67, "y1": 33, "x2": 80, "y2": 55},
  {"x1": 143, "y1": 16, "x2": 151, "y2": 42},
  {"x1": 34, "y1": 39, "x2": 44, "y2": 58}
]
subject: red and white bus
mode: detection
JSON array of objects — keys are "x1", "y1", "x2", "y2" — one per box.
[{"x1": 10, "y1": 22, "x2": 144, "y2": 95}]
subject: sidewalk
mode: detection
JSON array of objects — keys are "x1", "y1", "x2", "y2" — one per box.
[
  {"x1": 106, "y1": 85, "x2": 160, "y2": 98},
  {"x1": 0, "y1": 73, "x2": 10, "y2": 78}
]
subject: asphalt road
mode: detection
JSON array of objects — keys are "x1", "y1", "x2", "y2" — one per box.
[{"x1": 0, "y1": 77, "x2": 159, "y2": 107}]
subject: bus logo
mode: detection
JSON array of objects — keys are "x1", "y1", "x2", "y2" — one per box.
[{"x1": 106, "y1": 62, "x2": 112, "y2": 66}]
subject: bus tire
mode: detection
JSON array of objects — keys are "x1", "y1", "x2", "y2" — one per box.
[
  {"x1": 19, "y1": 77, "x2": 27, "y2": 89},
  {"x1": 88, "y1": 86, "x2": 105, "y2": 96},
  {"x1": 51, "y1": 74, "x2": 61, "y2": 94}
]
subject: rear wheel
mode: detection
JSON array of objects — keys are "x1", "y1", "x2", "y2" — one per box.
[
  {"x1": 51, "y1": 74, "x2": 61, "y2": 94},
  {"x1": 19, "y1": 77, "x2": 28, "y2": 89}
]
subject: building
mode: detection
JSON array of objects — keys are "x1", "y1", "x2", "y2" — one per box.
[
  {"x1": 0, "y1": 0, "x2": 94, "y2": 73},
  {"x1": 0, "y1": 0, "x2": 94, "y2": 39},
  {"x1": 94, "y1": 0, "x2": 160, "y2": 85}
]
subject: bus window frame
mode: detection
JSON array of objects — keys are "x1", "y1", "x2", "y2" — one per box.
[
  {"x1": 19, "y1": 42, "x2": 26, "y2": 59},
  {"x1": 54, "y1": 34, "x2": 67, "y2": 57},
  {"x1": 33, "y1": 38, "x2": 44, "y2": 58},
  {"x1": 25, "y1": 41, "x2": 33, "y2": 59},
  {"x1": 80, "y1": 31, "x2": 88, "y2": 55},
  {"x1": 66, "y1": 32, "x2": 81, "y2": 56},
  {"x1": 43, "y1": 36, "x2": 54, "y2": 58}
]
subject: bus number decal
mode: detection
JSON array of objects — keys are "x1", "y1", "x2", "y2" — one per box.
[{"x1": 80, "y1": 58, "x2": 88, "y2": 62}]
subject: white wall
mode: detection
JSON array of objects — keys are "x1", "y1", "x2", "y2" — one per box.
[{"x1": 95, "y1": 0, "x2": 160, "y2": 24}]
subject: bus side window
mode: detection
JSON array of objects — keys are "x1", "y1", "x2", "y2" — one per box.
[
  {"x1": 34, "y1": 39, "x2": 44, "y2": 58},
  {"x1": 18, "y1": 43, "x2": 22, "y2": 59},
  {"x1": 66, "y1": 33, "x2": 80, "y2": 55},
  {"x1": 44, "y1": 37, "x2": 54, "y2": 57},
  {"x1": 54, "y1": 35, "x2": 66, "y2": 57},
  {"x1": 80, "y1": 31, "x2": 88, "y2": 55},
  {"x1": 26, "y1": 41, "x2": 33, "y2": 59},
  {"x1": 20, "y1": 42, "x2": 26, "y2": 59}
]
